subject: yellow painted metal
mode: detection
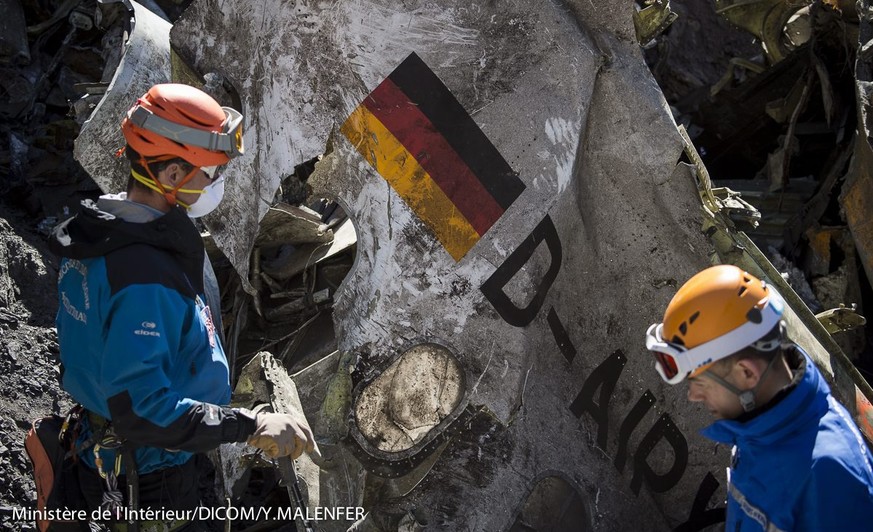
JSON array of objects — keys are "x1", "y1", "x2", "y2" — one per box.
[
  {"x1": 633, "y1": 0, "x2": 678, "y2": 46},
  {"x1": 341, "y1": 105, "x2": 480, "y2": 261}
]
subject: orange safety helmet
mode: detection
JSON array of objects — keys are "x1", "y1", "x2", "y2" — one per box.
[
  {"x1": 645, "y1": 265, "x2": 785, "y2": 384},
  {"x1": 121, "y1": 83, "x2": 244, "y2": 167},
  {"x1": 120, "y1": 83, "x2": 244, "y2": 207}
]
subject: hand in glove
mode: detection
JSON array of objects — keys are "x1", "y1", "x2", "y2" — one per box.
[{"x1": 247, "y1": 412, "x2": 319, "y2": 459}]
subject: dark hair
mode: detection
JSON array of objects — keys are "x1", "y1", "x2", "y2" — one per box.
[{"x1": 124, "y1": 145, "x2": 194, "y2": 193}]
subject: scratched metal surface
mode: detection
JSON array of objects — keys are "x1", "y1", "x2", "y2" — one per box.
[
  {"x1": 74, "y1": 0, "x2": 172, "y2": 192},
  {"x1": 169, "y1": 1, "x2": 727, "y2": 530},
  {"x1": 72, "y1": 0, "x2": 732, "y2": 529}
]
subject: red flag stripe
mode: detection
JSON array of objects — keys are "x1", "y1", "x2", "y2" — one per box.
[{"x1": 362, "y1": 78, "x2": 505, "y2": 236}]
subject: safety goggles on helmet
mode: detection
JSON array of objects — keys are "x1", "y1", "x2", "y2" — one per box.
[
  {"x1": 126, "y1": 104, "x2": 245, "y2": 158},
  {"x1": 645, "y1": 289, "x2": 785, "y2": 385}
]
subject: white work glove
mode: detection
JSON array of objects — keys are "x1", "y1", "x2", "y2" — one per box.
[{"x1": 247, "y1": 412, "x2": 318, "y2": 459}]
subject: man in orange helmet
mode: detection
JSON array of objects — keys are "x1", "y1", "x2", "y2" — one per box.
[
  {"x1": 44, "y1": 84, "x2": 317, "y2": 531},
  {"x1": 646, "y1": 264, "x2": 873, "y2": 531}
]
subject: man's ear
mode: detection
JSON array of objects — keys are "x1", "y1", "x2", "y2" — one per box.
[
  {"x1": 154, "y1": 163, "x2": 189, "y2": 188},
  {"x1": 734, "y1": 357, "x2": 763, "y2": 388},
  {"x1": 160, "y1": 163, "x2": 182, "y2": 186}
]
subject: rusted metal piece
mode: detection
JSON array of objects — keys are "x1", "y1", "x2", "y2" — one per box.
[
  {"x1": 633, "y1": 0, "x2": 678, "y2": 46},
  {"x1": 816, "y1": 304, "x2": 867, "y2": 335},
  {"x1": 846, "y1": 0, "x2": 873, "y2": 324},
  {"x1": 841, "y1": 151, "x2": 873, "y2": 295},
  {"x1": 715, "y1": 0, "x2": 815, "y2": 64}
]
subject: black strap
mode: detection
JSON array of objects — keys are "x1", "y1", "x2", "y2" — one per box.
[{"x1": 122, "y1": 444, "x2": 140, "y2": 532}]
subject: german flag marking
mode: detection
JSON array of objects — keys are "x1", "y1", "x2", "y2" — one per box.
[
  {"x1": 342, "y1": 52, "x2": 525, "y2": 261},
  {"x1": 362, "y1": 78, "x2": 504, "y2": 236},
  {"x1": 341, "y1": 106, "x2": 480, "y2": 261}
]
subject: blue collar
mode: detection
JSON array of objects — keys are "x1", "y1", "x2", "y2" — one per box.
[{"x1": 701, "y1": 347, "x2": 830, "y2": 446}]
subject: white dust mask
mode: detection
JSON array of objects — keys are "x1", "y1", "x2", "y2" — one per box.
[{"x1": 186, "y1": 175, "x2": 225, "y2": 218}]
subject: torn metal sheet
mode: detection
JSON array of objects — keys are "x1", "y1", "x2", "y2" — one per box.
[
  {"x1": 633, "y1": 0, "x2": 678, "y2": 47},
  {"x1": 73, "y1": 0, "x2": 172, "y2": 191},
  {"x1": 816, "y1": 304, "x2": 867, "y2": 335},
  {"x1": 715, "y1": 0, "x2": 815, "y2": 64},
  {"x1": 224, "y1": 351, "x2": 335, "y2": 530},
  {"x1": 685, "y1": 127, "x2": 873, "y2": 443},
  {"x1": 847, "y1": 0, "x2": 873, "y2": 326},
  {"x1": 709, "y1": 186, "x2": 761, "y2": 228},
  {"x1": 77, "y1": 0, "x2": 873, "y2": 529},
  {"x1": 255, "y1": 203, "x2": 333, "y2": 248},
  {"x1": 173, "y1": 0, "x2": 703, "y2": 528},
  {"x1": 711, "y1": 177, "x2": 818, "y2": 252},
  {"x1": 261, "y1": 219, "x2": 356, "y2": 282}
]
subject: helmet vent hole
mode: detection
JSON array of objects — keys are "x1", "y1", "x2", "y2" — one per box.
[
  {"x1": 671, "y1": 335, "x2": 685, "y2": 346},
  {"x1": 679, "y1": 322, "x2": 688, "y2": 335},
  {"x1": 738, "y1": 286, "x2": 748, "y2": 297},
  {"x1": 746, "y1": 308, "x2": 763, "y2": 324},
  {"x1": 178, "y1": 109, "x2": 214, "y2": 128},
  {"x1": 689, "y1": 311, "x2": 700, "y2": 324}
]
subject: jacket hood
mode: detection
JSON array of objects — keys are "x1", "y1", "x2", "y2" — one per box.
[
  {"x1": 701, "y1": 347, "x2": 830, "y2": 446},
  {"x1": 49, "y1": 198, "x2": 203, "y2": 261}
]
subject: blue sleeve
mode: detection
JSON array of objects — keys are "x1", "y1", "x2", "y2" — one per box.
[
  {"x1": 795, "y1": 456, "x2": 873, "y2": 531},
  {"x1": 100, "y1": 284, "x2": 255, "y2": 451}
]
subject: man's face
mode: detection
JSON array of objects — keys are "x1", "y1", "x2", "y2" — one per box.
[
  {"x1": 686, "y1": 364, "x2": 745, "y2": 420},
  {"x1": 170, "y1": 168, "x2": 213, "y2": 207}
]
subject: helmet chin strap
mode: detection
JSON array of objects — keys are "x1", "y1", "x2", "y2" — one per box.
[
  {"x1": 703, "y1": 352, "x2": 781, "y2": 412},
  {"x1": 132, "y1": 158, "x2": 203, "y2": 208}
]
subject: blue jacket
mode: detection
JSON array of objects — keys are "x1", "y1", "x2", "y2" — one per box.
[
  {"x1": 702, "y1": 348, "x2": 873, "y2": 531},
  {"x1": 51, "y1": 197, "x2": 256, "y2": 475}
]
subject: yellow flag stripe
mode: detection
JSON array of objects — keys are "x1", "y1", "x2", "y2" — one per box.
[{"x1": 341, "y1": 105, "x2": 480, "y2": 261}]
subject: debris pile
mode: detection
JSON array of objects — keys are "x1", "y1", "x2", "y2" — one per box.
[
  {"x1": 648, "y1": 0, "x2": 872, "y2": 369},
  {"x1": 1, "y1": 0, "x2": 128, "y2": 217},
  {"x1": 220, "y1": 193, "x2": 355, "y2": 381}
]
